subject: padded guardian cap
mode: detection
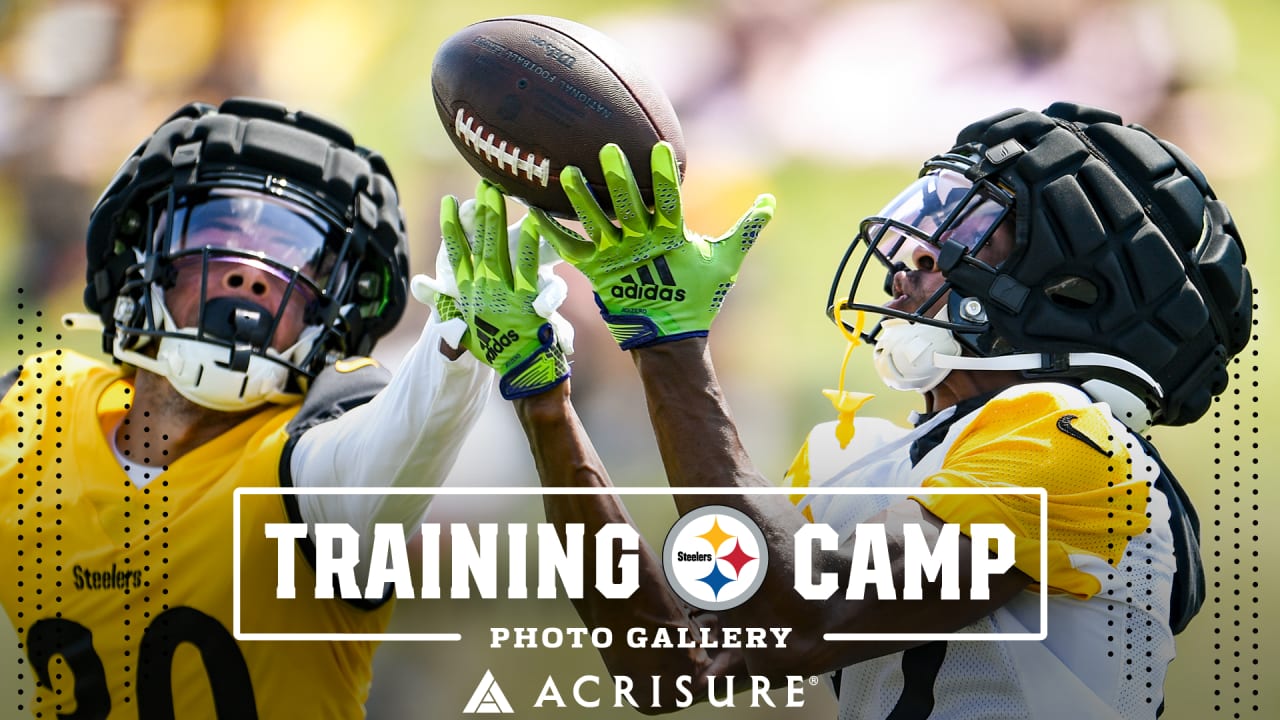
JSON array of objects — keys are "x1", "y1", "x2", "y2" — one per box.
[
  {"x1": 831, "y1": 103, "x2": 1251, "y2": 427},
  {"x1": 82, "y1": 98, "x2": 409, "y2": 409}
]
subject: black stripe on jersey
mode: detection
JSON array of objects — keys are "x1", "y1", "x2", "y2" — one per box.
[
  {"x1": 1132, "y1": 434, "x2": 1204, "y2": 635},
  {"x1": 278, "y1": 439, "x2": 393, "y2": 611},
  {"x1": 908, "y1": 391, "x2": 999, "y2": 466},
  {"x1": 278, "y1": 359, "x2": 393, "y2": 611},
  {"x1": 887, "y1": 641, "x2": 948, "y2": 719}
]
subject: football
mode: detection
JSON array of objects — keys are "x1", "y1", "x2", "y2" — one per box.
[{"x1": 430, "y1": 15, "x2": 685, "y2": 218}]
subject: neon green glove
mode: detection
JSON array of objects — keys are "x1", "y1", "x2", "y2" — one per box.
[
  {"x1": 530, "y1": 142, "x2": 775, "y2": 349},
  {"x1": 442, "y1": 180, "x2": 570, "y2": 399},
  {"x1": 432, "y1": 292, "x2": 462, "y2": 323}
]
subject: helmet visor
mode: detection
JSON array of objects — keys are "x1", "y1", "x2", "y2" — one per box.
[
  {"x1": 162, "y1": 189, "x2": 346, "y2": 288},
  {"x1": 865, "y1": 168, "x2": 1009, "y2": 269},
  {"x1": 826, "y1": 168, "x2": 1012, "y2": 338}
]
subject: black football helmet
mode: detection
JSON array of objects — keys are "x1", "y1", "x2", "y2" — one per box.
[
  {"x1": 829, "y1": 103, "x2": 1251, "y2": 428},
  {"x1": 81, "y1": 98, "x2": 409, "y2": 410}
]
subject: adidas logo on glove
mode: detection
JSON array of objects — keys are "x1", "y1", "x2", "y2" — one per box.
[
  {"x1": 612, "y1": 257, "x2": 687, "y2": 302},
  {"x1": 475, "y1": 316, "x2": 520, "y2": 364}
]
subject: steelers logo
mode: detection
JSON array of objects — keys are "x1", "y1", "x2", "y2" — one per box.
[{"x1": 661, "y1": 506, "x2": 769, "y2": 611}]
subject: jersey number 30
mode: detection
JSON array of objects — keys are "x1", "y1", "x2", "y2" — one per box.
[{"x1": 25, "y1": 606, "x2": 256, "y2": 719}]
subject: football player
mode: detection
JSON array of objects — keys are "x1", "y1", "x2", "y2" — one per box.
[
  {"x1": 0, "y1": 98, "x2": 543, "y2": 717},
  {"x1": 439, "y1": 103, "x2": 1251, "y2": 718}
]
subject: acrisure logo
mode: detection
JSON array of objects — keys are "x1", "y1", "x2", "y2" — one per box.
[
  {"x1": 661, "y1": 506, "x2": 768, "y2": 611},
  {"x1": 463, "y1": 669, "x2": 514, "y2": 714}
]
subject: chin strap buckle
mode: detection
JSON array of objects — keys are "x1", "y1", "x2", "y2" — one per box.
[{"x1": 1024, "y1": 353, "x2": 1071, "y2": 374}]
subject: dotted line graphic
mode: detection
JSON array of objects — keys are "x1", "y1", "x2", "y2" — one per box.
[
  {"x1": 8, "y1": 288, "x2": 41, "y2": 717},
  {"x1": 1210, "y1": 285, "x2": 1261, "y2": 718},
  {"x1": 5, "y1": 288, "x2": 171, "y2": 717}
]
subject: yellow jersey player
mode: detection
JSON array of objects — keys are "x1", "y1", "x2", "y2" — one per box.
[
  {"x1": 0, "y1": 98, "x2": 549, "y2": 718},
  {"x1": 437, "y1": 103, "x2": 1252, "y2": 717}
]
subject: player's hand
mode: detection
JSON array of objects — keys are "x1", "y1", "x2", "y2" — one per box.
[
  {"x1": 410, "y1": 211, "x2": 470, "y2": 357},
  {"x1": 530, "y1": 141, "x2": 775, "y2": 349},
  {"x1": 409, "y1": 215, "x2": 465, "y2": 325},
  {"x1": 437, "y1": 180, "x2": 573, "y2": 399}
]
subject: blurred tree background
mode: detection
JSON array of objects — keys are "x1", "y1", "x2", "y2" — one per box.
[{"x1": 0, "y1": 0, "x2": 1272, "y2": 717}]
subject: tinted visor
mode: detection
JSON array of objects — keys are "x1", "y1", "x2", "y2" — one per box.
[
  {"x1": 826, "y1": 168, "x2": 1012, "y2": 337},
  {"x1": 161, "y1": 189, "x2": 346, "y2": 288},
  {"x1": 865, "y1": 168, "x2": 1009, "y2": 270}
]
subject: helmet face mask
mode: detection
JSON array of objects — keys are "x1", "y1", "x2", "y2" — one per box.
[
  {"x1": 130, "y1": 184, "x2": 360, "y2": 356},
  {"x1": 828, "y1": 164, "x2": 1014, "y2": 344},
  {"x1": 116, "y1": 180, "x2": 374, "y2": 384},
  {"x1": 85, "y1": 99, "x2": 410, "y2": 412},
  {"x1": 162, "y1": 254, "x2": 315, "y2": 353}
]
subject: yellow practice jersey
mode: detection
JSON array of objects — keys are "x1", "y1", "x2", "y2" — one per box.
[
  {"x1": 787, "y1": 383, "x2": 1180, "y2": 720},
  {"x1": 0, "y1": 351, "x2": 394, "y2": 719}
]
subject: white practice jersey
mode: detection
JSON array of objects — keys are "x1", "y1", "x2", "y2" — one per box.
[{"x1": 787, "y1": 383, "x2": 1181, "y2": 720}]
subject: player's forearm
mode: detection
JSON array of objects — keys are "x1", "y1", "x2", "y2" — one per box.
[
  {"x1": 631, "y1": 338, "x2": 772, "y2": 506},
  {"x1": 292, "y1": 316, "x2": 492, "y2": 530},
  {"x1": 514, "y1": 384, "x2": 733, "y2": 705},
  {"x1": 374, "y1": 324, "x2": 492, "y2": 490},
  {"x1": 629, "y1": 338, "x2": 864, "y2": 671}
]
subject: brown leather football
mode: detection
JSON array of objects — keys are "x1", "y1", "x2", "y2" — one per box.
[{"x1": 431, "y1": 15, "x2": 685, "y2": 218}]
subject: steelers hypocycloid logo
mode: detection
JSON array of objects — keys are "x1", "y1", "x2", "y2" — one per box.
[{"x1": 662, "y1": 506, "x2": 769, "y2": 611}]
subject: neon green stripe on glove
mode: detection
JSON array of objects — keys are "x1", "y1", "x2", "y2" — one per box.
[
  {"x1": 531, "y1": 142, "x2": 775, "y2": 350},
  {"x1": 441, "y1": 180, "x2": 570, "y2": 399}
]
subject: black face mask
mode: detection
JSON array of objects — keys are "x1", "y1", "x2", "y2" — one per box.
[{"x1": 827, "y1": 167, "x2": 1013, "y2": 344}]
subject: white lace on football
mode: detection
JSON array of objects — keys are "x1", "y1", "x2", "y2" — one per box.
[{"x1": 454, "y1": 108, "x2": 552, "y2": 186}]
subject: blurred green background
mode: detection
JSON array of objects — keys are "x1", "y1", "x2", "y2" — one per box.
[{"x1": 0, "y1": 0, "x2": 1272, "y2": 717}]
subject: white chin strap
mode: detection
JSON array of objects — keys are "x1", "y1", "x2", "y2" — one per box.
[
  {"x1": 933, "y1": 352, "x2": 1160, "y2": 431},
  {"x1": 872, "y1": 305, "x2": 1160, "y2": 431},
  {"x1": 110, "y1": 285, "x2": 310, "y2": 412},
  {"x1": 872, "y1": 308, "x2": 962, "y2": 393},
  {"x1": 114, "y1": 335, "x2": 300, "y2": 412}
]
